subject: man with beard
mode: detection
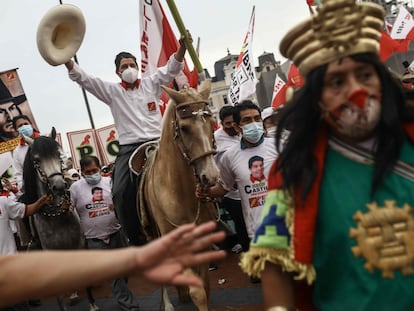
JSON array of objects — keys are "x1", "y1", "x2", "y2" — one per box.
[
  {"x1": 240, "y1": 0, "x2": 414, "y2": 310},
  {"x1": 0, "y1": 79, "x2": 26, "y2": 143}
]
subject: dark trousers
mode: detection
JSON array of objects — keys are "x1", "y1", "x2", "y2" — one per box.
[
  {"x1": 221, "y1": 197, "x2": 250, "y2": 252},
  {"x1": 112, "y1": 144, "x2": 145, "y2": 246},
  {"x1": 86, "y1": 231, "x2": 140, "y2": 311}
]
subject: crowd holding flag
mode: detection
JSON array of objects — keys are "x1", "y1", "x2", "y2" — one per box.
[{"x1": 228, "y1": 6, "x2": 258, "y2": 106}]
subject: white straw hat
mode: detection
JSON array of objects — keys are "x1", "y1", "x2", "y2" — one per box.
[{"x1": 36, "y1": 4, "x2": 86, "y2": 66}]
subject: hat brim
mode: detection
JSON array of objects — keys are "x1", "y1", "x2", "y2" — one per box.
[{"x1": 36, "y1": 4, "x2": 85, "y2": 66}]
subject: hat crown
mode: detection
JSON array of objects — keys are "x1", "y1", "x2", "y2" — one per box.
[
  {"x1": 0, "y1": 79, "x2": 13, "y2": 103},
  {"x1": 280, "y1": 0, "x2": 385, "y2": 76}
]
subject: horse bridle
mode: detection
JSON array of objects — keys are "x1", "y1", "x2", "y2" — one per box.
[
  {"x1": 33, "y1": 159, "x2": 70, "y2": 217},
  {"x1": 173, "y1": 100, "x2": 217, "y2": 165}
]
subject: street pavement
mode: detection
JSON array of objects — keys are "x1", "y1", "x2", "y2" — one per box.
[{"x1": 29, "y1": 252, "x2": 263, "y2": 311}]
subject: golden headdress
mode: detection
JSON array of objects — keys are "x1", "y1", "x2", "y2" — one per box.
[{"x1": 279, "y1": 0, "x2": 385, "y2": 76}]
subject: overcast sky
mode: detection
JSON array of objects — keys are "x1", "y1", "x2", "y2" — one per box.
[{"x1": 0, "y1": 0, "x2": 310, "y2": 151}]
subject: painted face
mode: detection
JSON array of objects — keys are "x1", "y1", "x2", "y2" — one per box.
[{"x1": 320, "y1": 57, "x2": 382, "y2": 142}]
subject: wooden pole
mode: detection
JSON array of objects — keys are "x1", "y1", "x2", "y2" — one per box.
[{"x1": 165, "y1": 0, "x2": 204, "y2": 76}]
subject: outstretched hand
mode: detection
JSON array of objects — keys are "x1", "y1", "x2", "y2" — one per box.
[{"x1": 135, "y1": 221, "x2": 226, "y2": 287}]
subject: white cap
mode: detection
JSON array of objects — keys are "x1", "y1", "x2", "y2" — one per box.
[{"x1": 261, "y1": 107, "x2": 274, "y2": 121}]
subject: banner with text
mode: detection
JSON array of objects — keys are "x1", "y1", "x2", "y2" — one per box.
[
  {"x1": 67, "y1": 129, "x2": 101, "y2": 170},
  {"x1": 0, "y1": 68, "x2": 39, "y2": 176},
  {"x1": 95, "y1": 124, "x2": 119, "y2": 165}
]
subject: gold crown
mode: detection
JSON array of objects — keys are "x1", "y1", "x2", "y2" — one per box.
[{"x1": 280, "y1": 0, "x2": 385, "y2": 76}]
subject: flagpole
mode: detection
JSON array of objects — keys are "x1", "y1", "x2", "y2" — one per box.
[
  {"x1": 165, "y1": 0, "x2": 205, "y2": 79},
  {"x1": 59, "y1": 0, "x2": 95, "y2": 129}
]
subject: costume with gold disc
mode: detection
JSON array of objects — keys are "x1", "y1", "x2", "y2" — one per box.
[{"x1": 240, "y1": 0, "x2": 414, "y2": 310}]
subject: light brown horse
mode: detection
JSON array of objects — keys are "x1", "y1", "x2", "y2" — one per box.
[{"x1": 138, "y1": 79, "x2": 220, "y2": 311}]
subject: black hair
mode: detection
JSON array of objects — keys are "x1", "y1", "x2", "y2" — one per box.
[
  {"x1": 232, "y1": 100, "x2": 261, "y2": 125},
  {"x1": 219, "y1": 105, "x2": 234, "y2": 122},
  {"x1": 275, "y1": 52, "x2": 405, "y2": 200},
  {"x1": 80, "y1": 155, "x2": 101, "y2": 170},
  {"x1": 248, "y1": 155, "x2": 264, "y2": 169},
  {"x1": 12, "y1": 114, "x2": 37, "y2": 132},
  {"x1": 114, "y1": 52, "x2": 137, "y2": 71},
  {"x1": 91, "y1": 186, "x2": 103, "y2": 194}
]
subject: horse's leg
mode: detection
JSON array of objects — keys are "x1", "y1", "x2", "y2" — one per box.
[
  {"x1": 56, "y1": 295, "x2": 67, "y2": 311},
  {"x1": 162, "y1": 286, "x2": 175, "y2": 311},
  {"x1": 86, "y1": 287, "x2": 100, "y2": 311},
  {"x1": 187, "y1": 268, "x2": 209, "y2": 311}
]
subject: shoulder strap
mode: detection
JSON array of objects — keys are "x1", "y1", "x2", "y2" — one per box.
[{"x1": 329, "y1": 136, "x2": 414, "y2": 182}]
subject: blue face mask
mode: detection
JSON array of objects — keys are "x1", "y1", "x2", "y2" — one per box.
[
  {"x1": 241, "y1": 122, "x2": 264, "y2": 143},
  {"x1": 84, "y1": 172, "x2": 102, "y2": 185},
  {"x1": 18, "y1": 124, "x2": 33, "y2": 137}
]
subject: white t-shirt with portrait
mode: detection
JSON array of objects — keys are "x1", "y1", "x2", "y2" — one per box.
[{"x1": 218, "y1": 137, "x2": 277, "y2": 237}]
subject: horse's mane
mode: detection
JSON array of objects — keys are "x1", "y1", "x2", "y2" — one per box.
[{"x1": 21, "y1": 136, "x2": 60, "y2": 204}]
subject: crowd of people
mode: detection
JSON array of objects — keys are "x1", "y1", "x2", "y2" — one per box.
[{"x1": 2, "y1": 0, "x2": 414, "y2": 310}]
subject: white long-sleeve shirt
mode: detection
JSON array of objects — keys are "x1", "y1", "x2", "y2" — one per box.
[{"x1": 68, "y1": 55, "x2": 184, "y2": 145}]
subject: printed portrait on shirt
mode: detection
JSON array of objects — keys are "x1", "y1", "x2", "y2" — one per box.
[
  {"x1": 86, "y1": 186, "x2": 114, "y2": 218},
  {"x1": 245, "y1": 155, "x2": 268, "y2": 209}
]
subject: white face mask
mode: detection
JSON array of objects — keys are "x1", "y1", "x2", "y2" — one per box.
[
  {"x1": 121, "y1": 67, "x2": 139, "y2": 84},
  {"x1": 241, "y1": 122, "x2": 264, "y2": 143},
  {"x1": 321, "y1": 91, "x2": 381, "y2": 141}
]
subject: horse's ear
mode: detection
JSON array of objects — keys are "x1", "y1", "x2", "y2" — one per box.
[
  {"x1": 49, "y1": 127, "x2": 57, "y2": 140},
  {"x1": 161, "y1": 85, "x2": 187, "y2": 104},
  {"x1": 198, "y1": 79, "x2": 211, "y2": 100},
  {"x1": 23, "y1": 135, "x2": 34, "y2": 146}
]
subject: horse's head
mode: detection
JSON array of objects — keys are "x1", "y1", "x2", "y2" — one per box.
[
  {"x1": 23, "y1": 127, "x2": 68, "y2": 211},
  {"x1": 162, "y1": 79, "x2": 220, "y2": 187}
]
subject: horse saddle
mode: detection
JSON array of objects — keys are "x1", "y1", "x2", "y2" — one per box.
[{"x1": 128, "y1": 140, "x2": 159, "y2": 176}]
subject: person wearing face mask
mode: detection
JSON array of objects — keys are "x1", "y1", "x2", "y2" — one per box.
[
  {"x1": 64, "y1": 33, "x2": 191, "y2": 247},
  {"x1": 197, "y1": 100, "x2": 277, "y2": 275},
  {"x1": 69, "y1": 155, "x2": 141, "y2": 311},
  {"x1": 240, "y1": 1, "x2": 414, "y2": 310},
  {"x1": 214, "y1": 106, "x2": 249, "y2": 254}
]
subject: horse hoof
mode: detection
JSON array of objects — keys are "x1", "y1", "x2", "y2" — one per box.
[{"x1": 89, "y1": 303, "x2": 100, "y2": 311}]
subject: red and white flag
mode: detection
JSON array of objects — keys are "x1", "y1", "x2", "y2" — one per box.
[
  {"x1": 391, "y1": 5, "x2": 414, "y2": 39},
  {"x1": 271, "y1": 74, "x2": 287, "y2": 109},
  {"x1": 228, "y1": 6, "x2": 258, "y2": 105},
  {"x1": 139, "y1": 0, "x2": 197, "y2": 113}
]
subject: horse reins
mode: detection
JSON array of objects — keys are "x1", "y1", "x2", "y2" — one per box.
[
  {"x1": 173, "y1": 100, "x2": 217, "y2": 165},
  {"x1": 161, "y1": 100, "x2": 221, "y2": 228},
  {"x1": 34, "y1": 161, "x2": 69, "y2": 217}
]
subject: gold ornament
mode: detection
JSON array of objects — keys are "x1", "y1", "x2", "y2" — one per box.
[{"x1": 349, "y1": 201, "x2": 414, "y2": 278}]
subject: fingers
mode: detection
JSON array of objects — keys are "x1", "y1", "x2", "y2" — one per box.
[{"x1": 169, "y1": 273, "x2": 203, "y2": 287}]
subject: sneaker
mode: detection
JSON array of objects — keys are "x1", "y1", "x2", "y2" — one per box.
[
  {"x1": 231, "y1": 243, "x2": 243, "y2": 254},
  {"x1": 89, "y1": 302, "x2": 100, "y2": 311},
  {"x1": 68, "y1": 292, "x2": 81, "y2": 306},
  {"x1": 208, "y1": 263, "x2": 218, "y2": 271}
]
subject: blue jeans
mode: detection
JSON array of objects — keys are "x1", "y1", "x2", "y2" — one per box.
[{"x1": 85, "y1": 231, "x2": 140, "y2": 311}]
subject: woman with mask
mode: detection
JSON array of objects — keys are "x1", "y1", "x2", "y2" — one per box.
[
  {"x1": 11, "y1": 115, "x2": 41, "y2": 192},
  {"x1": 69, "y1": 155, "x2": 141, "y2": 311}
]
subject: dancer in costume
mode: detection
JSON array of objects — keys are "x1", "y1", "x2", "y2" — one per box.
[{"x1": 241, "y1": 0, "x2": 414, "y2": 310}]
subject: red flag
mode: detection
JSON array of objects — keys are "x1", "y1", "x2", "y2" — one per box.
[
  {"x1": 379, "y1": 30, "x2": 410, "y2": 61},
  {"x1": 271, "y1": 74, "x2": 288, "y2": 108},
  {"x1": 271, "y1": 63, "x2": 304, "y2": 108},
  {"x1": 287, "y1": 63, "x2": 303, "y2": 89},
  {"x1": 140, "y1": 0, "x2": 198, "y2": 114},
  {"x1": 306, "y1": 0, "x2": 316, "y2": 5}
]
